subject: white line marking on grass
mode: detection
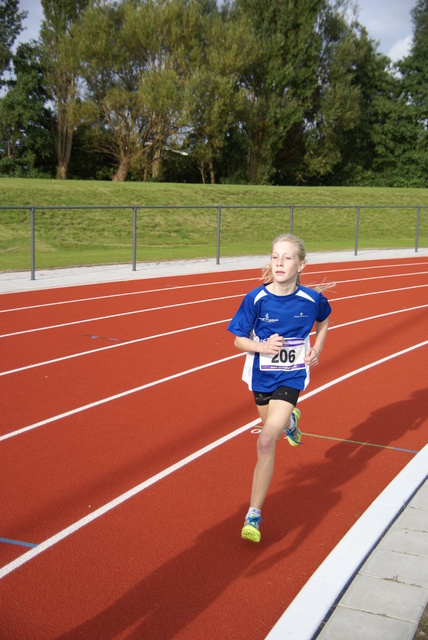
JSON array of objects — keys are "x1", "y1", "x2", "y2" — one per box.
[{"x1": 0, "y1": 340, "x2": 426, "y2": 579}]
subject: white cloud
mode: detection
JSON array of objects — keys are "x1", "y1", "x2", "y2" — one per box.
[
  {"x1": 17, "y1": 0, "x2": 44, "y2": 43},
  {"x1": 388, "y1": 34, "x2": 413, "y2": 62},
  {"x1": 352, "y1": 0, "x2": 414, "y2": 59}
]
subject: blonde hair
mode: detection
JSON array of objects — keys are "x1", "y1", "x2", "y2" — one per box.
[{"x1": 262, "y1": 233, "x2": 335, "y2": 293}]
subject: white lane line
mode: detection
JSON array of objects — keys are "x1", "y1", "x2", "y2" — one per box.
[
  {"x1": 0, "y1": 277, "x2": 259, "y2": 313},
  {"x1": 322, "y1": 270, "x2": 428, "y2": 285},
  {"x1": 3, "y1": 337, "x2": 426, "y2": 444},
  {"x1": 0, "y1": 293, "x2": 243, "y2": 339},
  {"x1": 331, "y1": 283, "x2": 428, "y2": 302},
  {"x1": 2, "y1": 302, "x2": 427, "y2": 378},
  {"x1": 2, "y1": 282, "x2": 427, "y2": 340},
  {"x1": 299, "y1": 340, "x2": 428, "y2": 403},
  {"x1": 0, "y1": 318, "x2": 231, "y2": 377},
  {"x1": 0, "y1": 353, "x2": 244, "y2": 442},
  {"x1": 2, "y1": 262, "x2": 426, "y2": 314},
  {"x1": 326, "y1": 303, "x2": 428, "y2": 333},
  {"x1": 307, "y1": 261, "x2": 428, "y2": 276},
  {"x1": 1, "y1": 340, "x2": 426, "y2": 580},
  {"x1": 0, "y1": 416, "x2": 262, "y2": 581}
]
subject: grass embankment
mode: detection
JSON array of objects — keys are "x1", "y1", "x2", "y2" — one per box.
[{"x1": 0, "y1": 179, "x2": 427, "y2": 271}]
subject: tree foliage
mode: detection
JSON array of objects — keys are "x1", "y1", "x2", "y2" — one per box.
[
  {"x1": 0, "y1": 42, "x2": 54, "y2": 176},
  {"x1": 0, "y1": 0, "x2": 426, "y2": 187},
  {"x1": 40, "y1": 0, "x2": 91, "y2": 179},
  {"x1": 0, "y1": 0, "x2": 27, "y2": 84}
]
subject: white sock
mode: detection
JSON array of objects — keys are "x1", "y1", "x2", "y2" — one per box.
[
  {"x1": 247, "y1": 507, "x2": 261, "y2": 519},
  {"x1": 288, "y1": 412, "x2": 296, "y2": 432}
]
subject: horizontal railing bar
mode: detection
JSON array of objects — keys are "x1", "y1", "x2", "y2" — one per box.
[{"x1": 1, "y1": 204, "x2": 427, "y2": 211}]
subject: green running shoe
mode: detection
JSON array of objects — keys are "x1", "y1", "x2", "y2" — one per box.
[
  {"x1": 285, "y1": 408, "x2": 302, "y2": 446},
  {"x1": 241, "y1": 514, "x2": 262, "y2": 543}
]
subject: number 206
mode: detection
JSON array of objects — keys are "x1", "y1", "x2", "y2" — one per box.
[{"x1": 272, "y1": 349, "x2": 296, "y2": 364}]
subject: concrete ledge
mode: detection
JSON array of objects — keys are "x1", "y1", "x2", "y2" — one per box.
[{"x1": 265, "y1": 444, "x2": 428, "y2": 640}]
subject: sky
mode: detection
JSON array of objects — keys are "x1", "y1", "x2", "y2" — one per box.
[{"x1": 16, "y1": 0, "x2": 415, "y2": 62}]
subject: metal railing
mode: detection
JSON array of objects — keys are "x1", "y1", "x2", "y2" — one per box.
[{"x1": 0, "y1": 203, "x2": 425, "y2": 280}]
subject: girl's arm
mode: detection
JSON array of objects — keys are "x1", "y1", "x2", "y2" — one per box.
[
  {"x1": 234, "y1": 333, "x2": 284, "y2": 356},
  {"x1": 304, "y1": 317, "x2": 329, "y2": 366}
]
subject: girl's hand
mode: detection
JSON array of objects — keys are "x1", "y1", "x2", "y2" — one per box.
[
  {"x1": 260, "y1": 333, "x2": 284, "y2": 355},
  {"x1": 304, "y1": 347, "x2": 319, "y2": 367}
]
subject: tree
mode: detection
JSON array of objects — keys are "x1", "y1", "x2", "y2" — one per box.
[
  {"x1": 401, "y1": 0, "x2": 428, "y2": 125},
  {"x1": 231, "y1": 0, "x2": 328, "y2": 184},
  {"x1": 40, "y1": 0, "x2": 90, "y2": 179},
  {"x1": 78, "y1": 0, "x2": 201, "y2": 182},
  {"x1": 0, "y1": 0, "x2": 27, "y2": 86},
  {"x1": 77, "y1": 0, "x2": 152, "y2": 182},
  {"x1": 185, "y1": 5, "x2": 256, "y2": 183},
  {"x1": 0, "y1": 42, "x2": 55, "y2": 176},
  {"x1": 366, "y1": 0, "x2": 428, "y2": 187},
  {"x1": 301, "y1": 11, "x2": 391, "y2": 185},
  {"x1": 132, "y1": 0, "x2": 195, "y2": 180}
]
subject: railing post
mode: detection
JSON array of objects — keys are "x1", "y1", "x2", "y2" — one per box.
[
  {"x1": 132, "y1": 206, "x2": 137, "y2": 271},
  {"x1": 355, "y1": 206, "x2": 360, "y2": 255},
  {"x1": 30, "y1": 207, "x2": 36, "y2": 280},
  {"x1": 415, "y1": 206, "x2": 420, "y2": 253},
  {"x1": 289, "y1": 206, "x2": 294, "y2": 234},
  {"x1": 216, "y1": 206, "x2": 221, "y2": 265}
]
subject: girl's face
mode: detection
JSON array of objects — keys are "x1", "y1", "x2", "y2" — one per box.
[{"x1": 270, "y1": 240, "x2": 304, "y2": 284}]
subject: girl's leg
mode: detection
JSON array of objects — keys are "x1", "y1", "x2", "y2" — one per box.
[{"x1": 250, "y1": 400, "x2": 294, "y2": 510}]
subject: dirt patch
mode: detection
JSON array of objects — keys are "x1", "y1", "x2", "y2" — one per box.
[{"x1": 415, "y1": 602, "x2": 428, "y2": 639}]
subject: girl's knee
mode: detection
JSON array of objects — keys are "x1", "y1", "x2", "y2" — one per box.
[{"x1": 257, "y1": 431, "x2": 276, "y2": 455}]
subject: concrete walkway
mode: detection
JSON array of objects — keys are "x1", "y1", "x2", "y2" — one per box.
[
  {"x1": 316, "y1": 478, "x2": 428, "y2": 640},
  {"x1": 1, "y1": 247, "x2": 427, "y2": 294}
]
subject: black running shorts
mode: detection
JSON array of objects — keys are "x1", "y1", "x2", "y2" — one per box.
[{"x1": 253, "y1": 386, "x2": 300, "y2": 407}]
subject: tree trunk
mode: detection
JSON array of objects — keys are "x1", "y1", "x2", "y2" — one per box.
[
  {"x1": 112, "y1": 157, "x2": 129, "y2": 182},
  {"x1": 54, "y1": 122, "x2": 73, "y2": 180},
  {"x1": 56, "y1": 162, "x2": 68, "y2": 180},
  {"x1": 152, "y1": 147, "x2": 161, "y2": 179},
  {"x1": 209, "y1": 159, "x2": 215, "y2": 184}
]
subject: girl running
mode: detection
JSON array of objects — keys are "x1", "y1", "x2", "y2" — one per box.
[{"x1": 227, "y1": 234, "x2": 331, "y2": 542}]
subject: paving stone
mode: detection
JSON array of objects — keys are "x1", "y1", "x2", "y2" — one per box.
[
  {"x1": 318, "y1": 607, "x2": 417, "y2": 640},
  {"x1": 361, "y1": 548, "x2": 428, "y2": 588},
  {"x1": 340, "y1": 574, "x2": 428, "y2": 622},
  {"x1": 379, "y1": 527, "x2": 428, "y2": 557}
]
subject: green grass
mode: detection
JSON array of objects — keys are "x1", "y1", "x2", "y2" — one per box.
[{"x1": 0, "y1": 178, "x2": 427, "y2": 271}]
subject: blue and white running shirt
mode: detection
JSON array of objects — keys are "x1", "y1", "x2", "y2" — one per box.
[{"x1": 227, "y1": 284, "x2": 331, "y2": 392}]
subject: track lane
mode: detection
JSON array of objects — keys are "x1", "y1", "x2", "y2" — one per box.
[
  {"x1": 1, "y1": 297, "x2": 426, "y2": 435},
  {"x1": 1, "y1": 258, "x2": 427, "y2": 639},
  {"x1": 1, "y1": 258, "x2": 426, "y2": 313},
  {"x1": 1, "y1": 334, "x2": 426, "y2": 563},
  {"x1": 1, "y1": 267, "x2": 426, "y2": 372},
  {"x1": 1, "y1": 260, "x2": 426, "y2": 332},
  {"x1": 0, "y1": 345, "x2": 426, "y2": 639}
]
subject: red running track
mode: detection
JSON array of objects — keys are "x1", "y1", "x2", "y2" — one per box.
[{"x1": 0, "y1": 258, "x2": 427, "y2": 639}]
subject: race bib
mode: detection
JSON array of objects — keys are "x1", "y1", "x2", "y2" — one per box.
[{"x1": 259, "y1": 337, "x2": 306, "y2": 371}]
